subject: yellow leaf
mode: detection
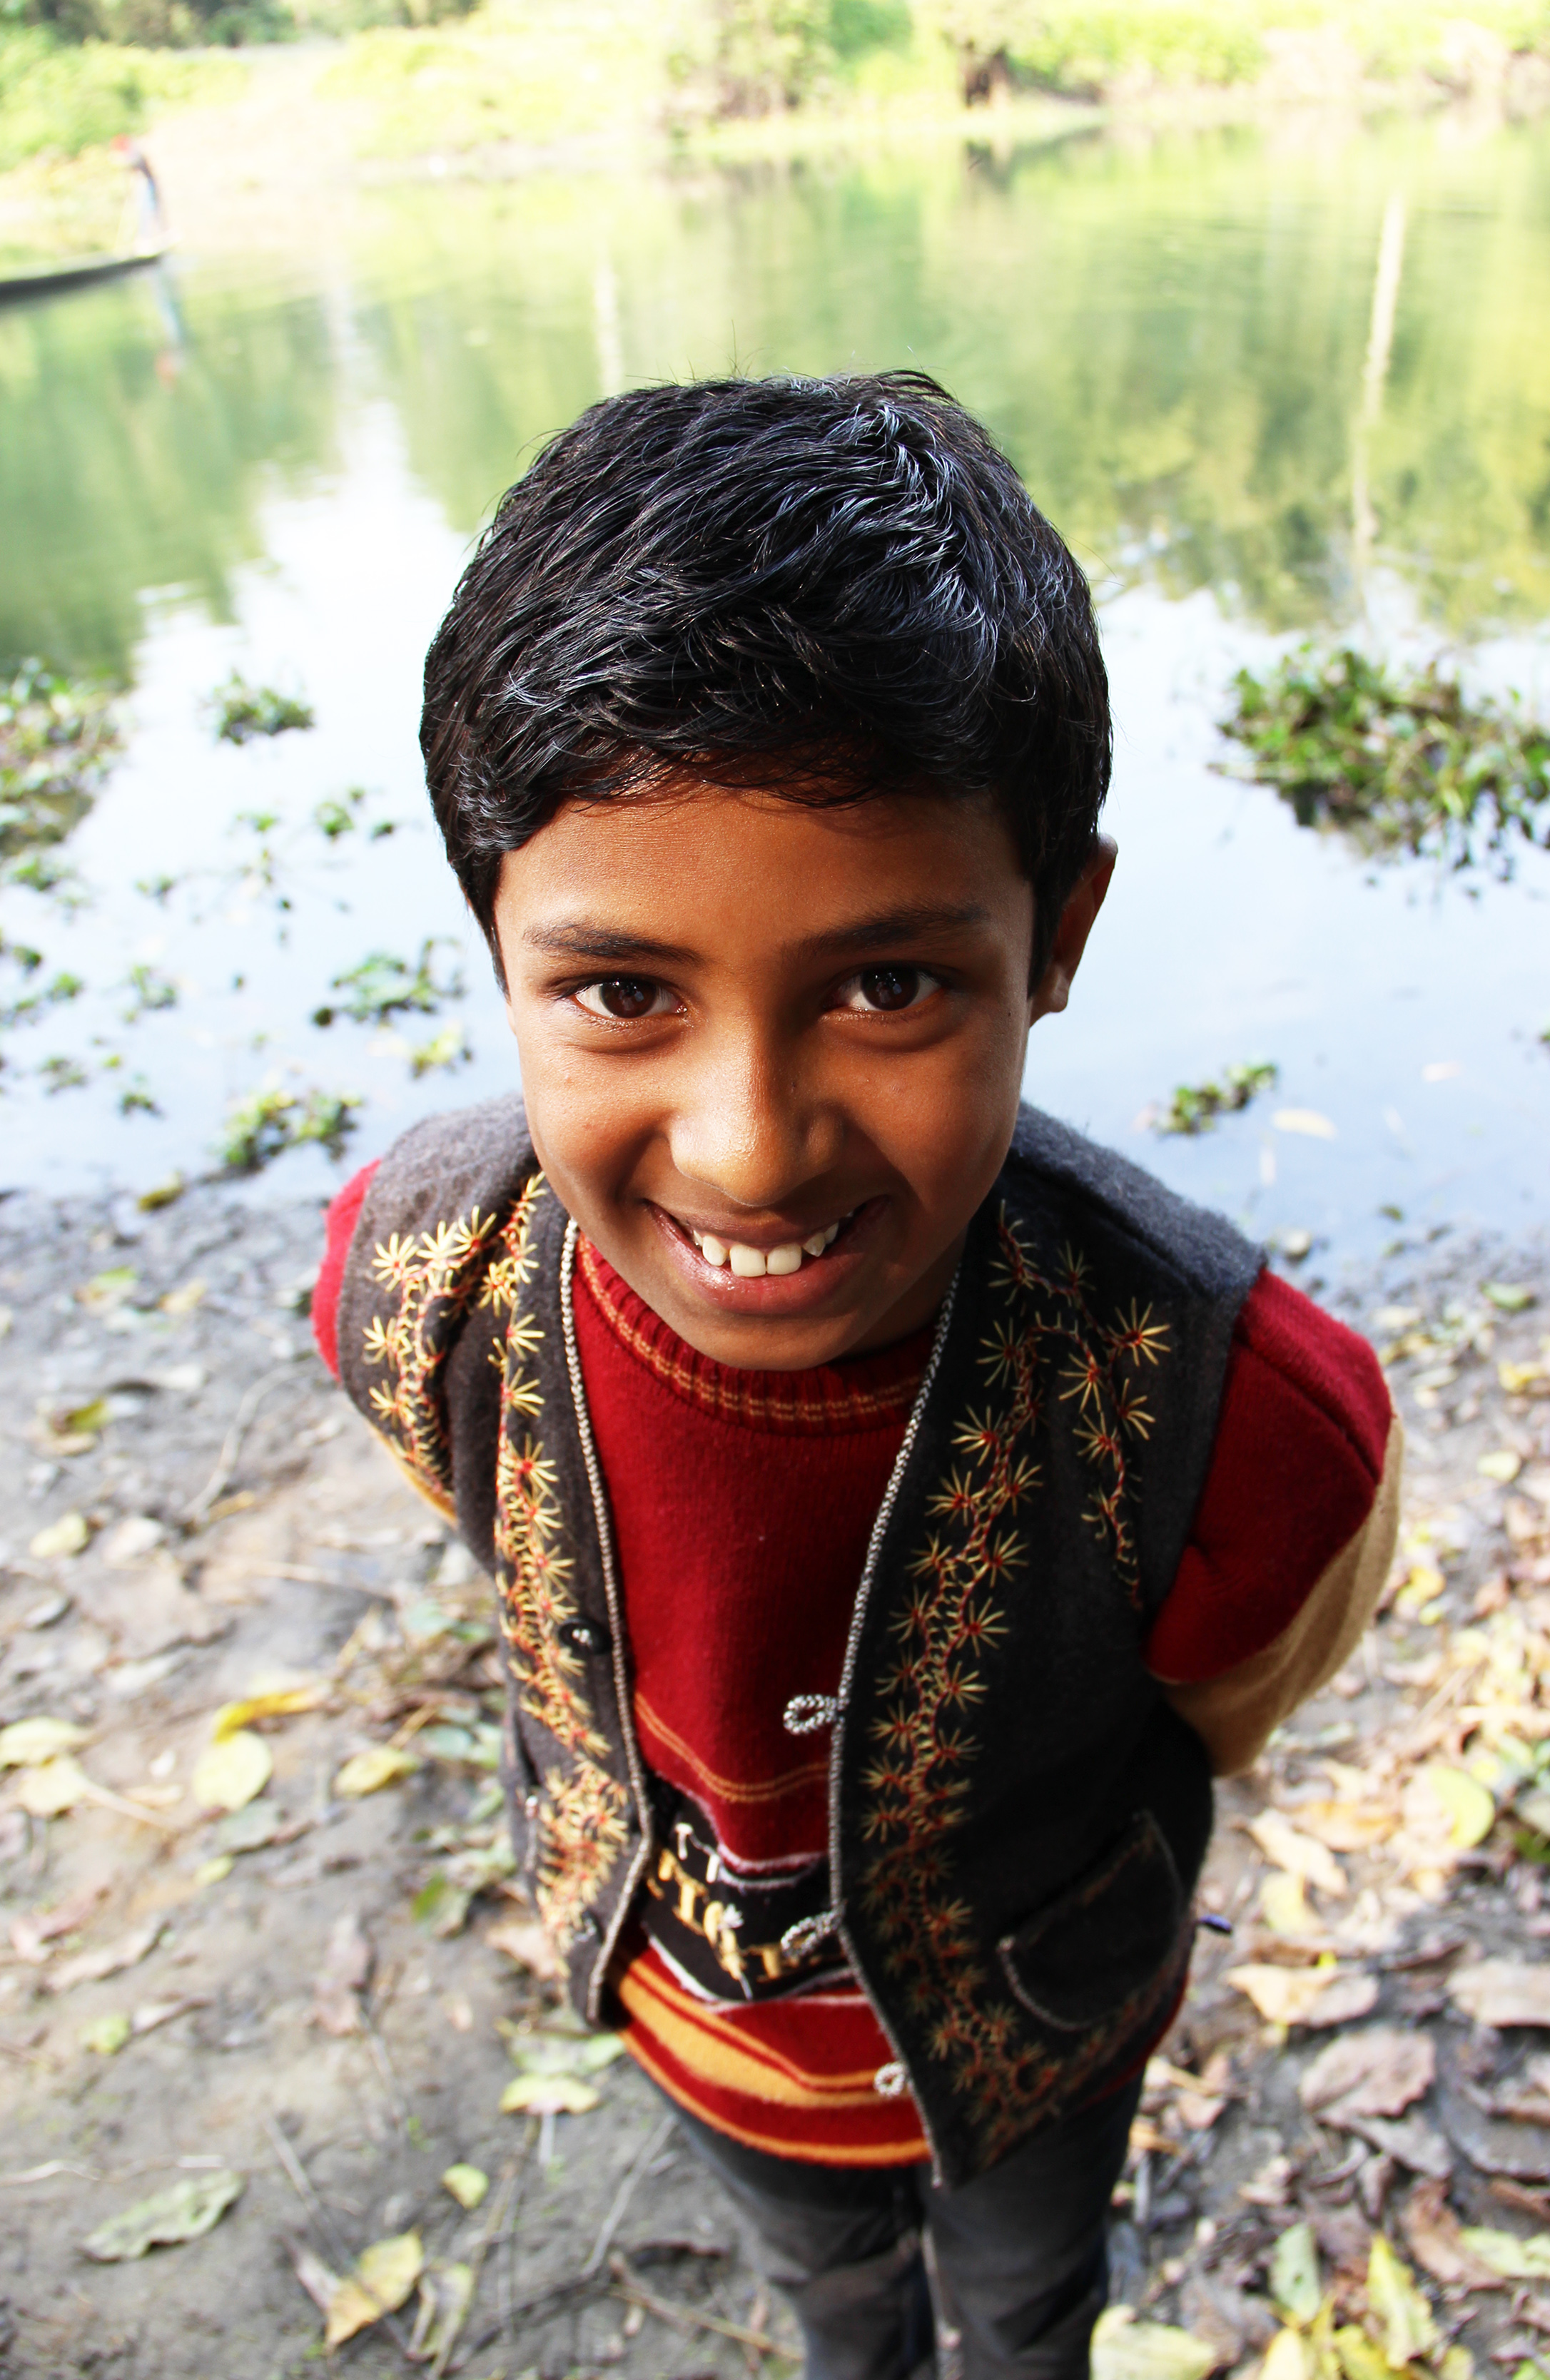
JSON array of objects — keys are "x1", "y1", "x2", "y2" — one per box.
[
  {"x1": 1091, "y1": 2307, "x2": 1221, "y2": 2380},
  {"x1": 17, "y1": 1756, "x2": 90, "y2": 1815},
  {"x1": 1395, "y1": 1564, "x2": 1446, "y2": 1615},
  {"x1": 1477, "y1": 1450, "x2": 1522, "y2": 1485},
  {"x1": 191, "y1": 1730, "x2": 273, "y2": 1813},
  {"x1": 195, "y1": 1855, "x2": 235, "y2": 1886},
  {"x1": 159, "y1": 1278, "x2": 206, "y2": 1316},
  {"x1": 440, "y1": 2164, "x2": 488, "y2": 2212},
  {"x1": 82, "y1": 2011, "x2": 132, "y2": 2055},
  {"x1": 29, "y1": 1512, "x2": 90, "y2": 1560},
  {"x1": 1293, "y1": 1800, "x2": 1397, "y2": 1852},
  {"x1": 1262, "y1": 2329, "x2": 1315, "y2": 2380},
  {"x1": 1367, "y1": 2236, "x2": 1439, "y2": 2369},
  {"x1": 334, "y1": 1745, "x2": 422, "y2": 1799},
  {"x1": 1245, "y1": 1812, "x2": 1347, "y2": 1897},
  {"x1": 0, "y1": 1717, "x2": 91, "y2": 1767},
  {"x1": 1457, "y1": 2229, "x2": 1550, "y2": 2283},
  {"x1": 325, "y1": 2232, "x2": 425, "y2": 2348},
  {"x1": 212, "y1": 1686, "x2": 324, "y2": 1740},
  {"x1": 1260, "y1": 1872, "x2": 1319, "y2": 1937},
  {"x1": 499, "y1": 2072, "x2": 602, "y2": 2115},
  {"x1": 1422, "y1": 1765, "x2": 1495, "y2": 1850},
  {"x1": 1333, "y1": 2324, "x2": 1392, "y2": 2380},
  {"x1": 1225, "y1": 1966, "x2": 1377, "y2": 2027}
]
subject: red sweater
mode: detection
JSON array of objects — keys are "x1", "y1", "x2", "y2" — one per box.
[{"x1": 315, "y1": 1163, "x2": 1396, "y2": 2163}]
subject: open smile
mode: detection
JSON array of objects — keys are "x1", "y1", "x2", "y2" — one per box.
[{"x1": 647, "y1": 1200, "x2": 880, "y2": 1307}]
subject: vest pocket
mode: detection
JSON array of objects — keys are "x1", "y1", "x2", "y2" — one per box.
[{"x1": 996, "y1": 1810, "x2": 1184, "y2": 2032}]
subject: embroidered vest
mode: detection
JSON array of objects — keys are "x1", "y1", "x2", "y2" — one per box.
[{"x1": 338, "y1": 1095, "x2": 1260, "y2": 2187}]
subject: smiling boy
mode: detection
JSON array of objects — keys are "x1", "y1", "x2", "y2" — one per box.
[{"x1": 314, "y1": 375, "x2": 1399, "y2": 2380}]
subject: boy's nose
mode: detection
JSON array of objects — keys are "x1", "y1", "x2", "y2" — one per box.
[{"x1": 667, "y1": 1039, "x2": 844, "y2": 1211}]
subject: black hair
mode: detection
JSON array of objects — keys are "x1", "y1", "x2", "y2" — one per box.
[{"x1": 421, "y1": 371, "x2": 1110, "y2": 985}]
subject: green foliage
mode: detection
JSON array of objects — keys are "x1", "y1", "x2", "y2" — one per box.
[
  {"x1": 313, "y1": 938, "x2": 463, "y2": 1027},
  {"x1": 211, "y1": 673, "x2": 314, "y2": 744},
  {"x1": 1148, "y1": 1060, "x2": 1278, "y2": 1136},
  {"x1": 0, "y1": 33, "x2": 243, "y2": 168},
  {"x1": 1221, "y1": 648, "x2": 1550, "y2": 871},
  {"x1": 218, "y1": 1079, "x2": 361, "y2": 1170},
  {"x1": 0, "y1": 660, "x2": 119, "y2": 868}
]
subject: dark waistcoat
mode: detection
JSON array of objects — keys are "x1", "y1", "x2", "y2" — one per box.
[{"x1": 338, "y1": 1095, "x2": 1261, "y2": 2187}]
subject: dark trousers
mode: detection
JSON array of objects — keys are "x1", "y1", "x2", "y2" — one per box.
[{"x1": 667, "y1": 2075, "x2": 1142, "y2": 2380}]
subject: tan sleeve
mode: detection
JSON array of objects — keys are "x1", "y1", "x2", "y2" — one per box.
[{"x1": 1153, "y1": 1413, "x2": 1403, "y2": 1777}]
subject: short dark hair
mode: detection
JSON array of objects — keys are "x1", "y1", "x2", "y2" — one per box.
[{"x1": 421, "y1": 372, "x2": 1110, "y2": 985}]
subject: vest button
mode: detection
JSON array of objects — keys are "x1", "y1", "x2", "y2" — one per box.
[
  {"x1": 559, "y1": 1619, "x2": 611, "y2": 1656},
  {"x1": 873, "y1": 2060, "x2": 908, "y2": 2099}
]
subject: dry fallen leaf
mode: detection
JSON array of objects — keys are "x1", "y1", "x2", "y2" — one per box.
[
  {"x1": 9, "y1": 1879, "x2": 108, "y2": 1962},
  {"x1": 325, "y1": 2231, "x2": 424, "y2": 2347},
  {"x1": 1091, "y1": 2305, "x2": 1222, "y2": 2380},
  {"x1": 0, "y1": 1717, "x2": 91, "y2": 1769},
  {"x1": 191, "y1": 1730, "x2": 273, "y2": 1814},
  {"x1": 1245, "y1": 1811, "x2": 1349, "y2": 1898},
  {"x1": 333, "y1": 1745, "x2": 422, "y2": 1799},
  {"x1": 499, "y1": 2073, "x2": 602, "y2": 2115},
  {"x1": 410, "y1": 2259, "x2": 475, "y2": 2364},
  {"x1": 1290, "y1": 1800, "x2": 1398, "y2": 1853},
  {"x1": 486, "y1": 1916, "x2": 565, "y2": 1981},
  {"x1": 28, "y1": 1512, "x2": 91, "y2": 1561},
  {"x1": 16, "y1": 1756, "x2": 91, "y2": 1816},
  {"x1": 1419, "y1": 1765, "x2": 1496, "y2": 1850},
  {"x1": 1270, "y1": 2221, "x2": 1321, "y2": 2324},
  {"x1": 83, "y1": 2170, "x2": 243, "y2": 2261},
  {"x1": 1299, "y1": 2029, "x2": 1436, "y2": 2122},
  {"x1": 81, "y1": 2011, "x2": 132, "y2": 2055},
  {"x1": 1399, "y1": 2182, "x2": 1504, "y2": 2289},
  {"x1": 47, "y1": 1919, "x2": 163, "y2": 1995},
  {"x1": 1225, "y1": 1966, "x2": 1378, "y2": 2028},
  {"x1": 1449, "y1": 1961, "x2": 1550, "y2": 2029}
]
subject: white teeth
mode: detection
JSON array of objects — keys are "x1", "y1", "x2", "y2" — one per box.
[
  {"x1": 690, "y1": 1213, "x2": 853, "y2": 1273},
  {"x1": 701, "y1": 1234, "x2": 729, "y2": 1268},
  {"x1": 824, "y1": 1223, "x2": 839, "y2": 1246},
  {"x1": 801, "y1": 1232, "x2": 828, "y2": 1258},
  {"x1": 766, "y1": 1244, "x2": 802, "y2": 1276},
  {"x1": 729, "y1": 1244, "x2": 766, "y2": 1278},
  {"x1": 691, "y1": 1229, "x2": 704, "y2": 1248}
]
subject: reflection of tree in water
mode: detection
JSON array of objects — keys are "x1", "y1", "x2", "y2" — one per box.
[
  {"x1": 0, "y1": 275, "x2": 339, "y2": 677},
  {"x1": 356, "y1": 123, "x2": 1550, "y2": 640}
]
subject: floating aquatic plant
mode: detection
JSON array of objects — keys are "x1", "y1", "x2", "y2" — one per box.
[
  {"x1": 0, "y1": 661, "x2": 120, "y2": 867},
  {"x1": 313, "y1": 938, "x2": 463, "y2": 1029},
  {"x1": 1144, "y1": 1061, "x2": 1278, "y2": 1136},
  {"x1": 210, "y1": 674, "x2": 314, "y2": 746},
  {"x1": 218, "y1": 1081, "x2": 360, "y2": 1172},
  {"x1": 1220, "y1": 647, "x2": 1550, "y2": 873}
]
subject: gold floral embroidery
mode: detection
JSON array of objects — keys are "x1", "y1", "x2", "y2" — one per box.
[
  {"x1": 364, "y1": 1208, "x2": 508, "y2": 1509},
  {"x1": 487, "y1": 1179, "x2": 629, "y2": 1953},
  {"x1": 856, "y1": 1206, "x2": 1174, "y2": 2155},
  {"x1": 363, "y1": 1174, "x2": 628, "y2": 1957}
]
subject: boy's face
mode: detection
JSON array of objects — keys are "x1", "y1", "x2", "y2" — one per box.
[{"x1": 493, "y1": 781, "x2": 1112, "y2": 1370}]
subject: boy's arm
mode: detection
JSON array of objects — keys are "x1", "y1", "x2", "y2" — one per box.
[{"x1": 1145, "y1": 1272, "x2": 1402, "y2": 1777}]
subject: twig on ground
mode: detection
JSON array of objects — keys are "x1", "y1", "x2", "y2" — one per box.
[
  {"x1": 583, "y1": 2112, "x2": 677, "y2": 2279},
  {"x1": 609, "y1": 2254, "x2": 780, "y2": 2356},
  {"x1": 260, "y1": 2111, "x2": 417, "y2": 2363},
  {"x1": 185, "y1": 1366, "x2": 295, "y2": 1526},
  {"x1": 433, "y1": 2154, "x2": 521, "y2": 2380},
  {"x1": 0, "y1": 2161, "x2": 99, "y2": 2185}
]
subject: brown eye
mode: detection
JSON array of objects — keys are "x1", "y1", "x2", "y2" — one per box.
[
  {"x1": 575, "y1": 976, "x2": 670, "y2": 1020},
  {"x1": 858, "y1": 966, "x2": 921, "y2": 1012}
]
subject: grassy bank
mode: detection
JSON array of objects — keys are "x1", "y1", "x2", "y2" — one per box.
[{"x1": 0, "y1": 30, "x2": 243, "y2": 174}]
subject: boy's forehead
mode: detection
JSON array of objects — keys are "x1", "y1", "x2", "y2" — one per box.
[{"x1": 495, "y1": 780, "x2": 1028, "y2": 957}]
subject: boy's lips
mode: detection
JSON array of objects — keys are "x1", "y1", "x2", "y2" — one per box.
[{"x1": 647, "y1": 1198, "x2": 883, "y2": 1309}]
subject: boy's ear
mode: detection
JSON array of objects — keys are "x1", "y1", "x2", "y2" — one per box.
[{"x1": 1029, "y1": 837, "x2": 1117, "y2": 1022}]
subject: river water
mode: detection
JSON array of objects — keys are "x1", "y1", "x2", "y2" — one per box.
[{"x1": 2, "y1": 111, "x2": 1547, "y2": 1281}]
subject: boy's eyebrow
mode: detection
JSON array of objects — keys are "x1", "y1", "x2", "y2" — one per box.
[
  {"x1": 791, "y1": 901, "x2": 993, "y2": 956},
  {"x1": 522, "y1": 903, "x2": 993, "y2": 967}
]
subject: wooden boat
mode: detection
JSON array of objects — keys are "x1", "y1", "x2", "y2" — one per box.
[{"x1": 0, "y1": 245, "x2": 168, "y2": 307}]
